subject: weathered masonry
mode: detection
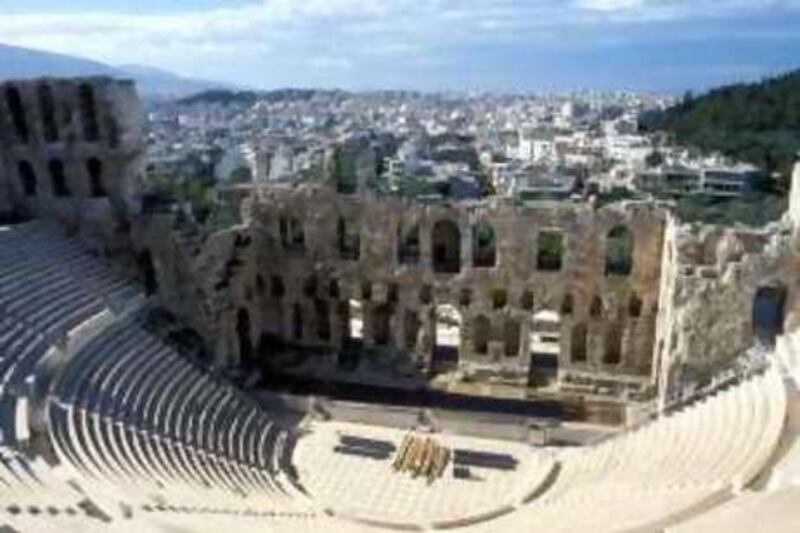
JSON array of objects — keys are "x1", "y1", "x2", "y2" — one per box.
[
  {"x1": 0, "y1": 77, "x2": 143, "y2": 236},
  {"x1": 139, "y1": 185, "x2": 669, "y2": 399}
]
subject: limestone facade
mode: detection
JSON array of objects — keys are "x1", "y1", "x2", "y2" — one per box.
[{"x1": 0, "y1": 77, "x2": 143, "y2": 236}]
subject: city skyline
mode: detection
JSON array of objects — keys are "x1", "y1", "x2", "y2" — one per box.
[{"x1": 0, "y1": 1, "x2": 799, "y2": 93}]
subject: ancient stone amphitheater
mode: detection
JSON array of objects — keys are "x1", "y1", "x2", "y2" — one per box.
[{"x1": 0, "y1": 77, "x2": 799, "y2": 532}]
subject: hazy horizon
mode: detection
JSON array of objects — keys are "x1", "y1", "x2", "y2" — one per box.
[{"x1": 0, "y1": 1, "x2": 799, "y2": 94}]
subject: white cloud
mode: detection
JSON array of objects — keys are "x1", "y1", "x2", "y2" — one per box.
[{"x1": 0, "y1": 0, "x2": 797, "y2": 86}]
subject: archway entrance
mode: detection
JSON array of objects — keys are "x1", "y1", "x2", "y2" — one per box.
[
  {"x1": 433, "y1": 304, "x2": 461, "y2": 371},
  {"x1": 236, "y1": 308, "x2": 253, "y2": 366},
  {"x1": 138, "y1": 250, "x2": 158, "y2": 296},
  {"x1": 528, "y1": 309, "x2": 560, "y2": 387},
  {"x1": 753, "y1": 286, "x2": 786, "y2": 345},
  {"x1": 432, "y1": 220, "x2": 461, "y2": 274}
]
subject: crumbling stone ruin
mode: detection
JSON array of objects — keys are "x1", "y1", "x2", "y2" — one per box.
[{"x1": 1, "y1": 76, "x2": 799, "y2": 419}]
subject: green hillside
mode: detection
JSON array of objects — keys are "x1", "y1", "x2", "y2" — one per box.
[{"x1": 639, "y1": 69, "x2": 800, "y2": 190}]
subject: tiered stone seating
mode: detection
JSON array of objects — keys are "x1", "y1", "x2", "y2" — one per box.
[
  {"x1": 47, "y1": 314, "x2": 314, "y2": 517},
  {"x1": 464, "y1": 366, "x2": 787, "y2": 532}
]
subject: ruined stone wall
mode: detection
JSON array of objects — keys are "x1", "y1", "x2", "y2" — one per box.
[
  {"x1": 0, "y1": 77, "x2": 143, "y2": 238},
  {"x1": 655, "y1": 215, "x2": 800, "y2": 402},
  {"x1": 139, "y1": 184, "x2": 669, "y2": 395}
]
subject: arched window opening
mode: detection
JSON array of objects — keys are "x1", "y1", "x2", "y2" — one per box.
[
  {"x1": 255, "y1": 275, "x2": 266, "y2": 294},
  {"x1": 432, "y1": 219, "x2": 461, "y2": 274},
  {"x1": 304, "y1": 275, "x2": 318, "y2": 298},
  {"x1": 361, "y1": 281, "x2": 372, "y2": 301},
  {"x1": 87, "y1": 157, "x2": 106, "y2": 197},
  {"x1": 561, "y1": 293, "x2": 574, "y2": 316},
  {"x1": 279, "y1": 216, "x2": 304, "y2": 251},
  {"x1": 372, "y1": 305, "x2": 391, "y2": 346},
  {"x1": 5, "y1": 86, "x2": 28, "y2": 142},
  {"x1": 492, "y1": 288, "x2": 507, "y2": 310},
  {"x1": 537, "y1": 230, "x2": 564, "y2": 271},
  {"x1": 590, "y1": 295, "x2": 604, "y2": 319},
  {"x1": 347, "y1": 299, "x2": 364, "y2": 340},
  {"x1": 328, "y1": 279, "x2": 340, "y2": 300},
  {"x1": 606, "y1": 225, "x2": 634, "y2": 277},
  {"x1": 292, "y1": 304, "x2": 304, "y2": 341},
  {"x1": 403, "y1": 310, "x2": 420, "y2": 351},
  {"x1": 17, "y1": 160, "x2": 37, "y2": 196},
  {"x1": 472, "y1": 222, "x2": 497, "y2": 268},
  {"x1": 459, "y1": 288, "x2": 472, "y2": 307},
  {"x1": 571, "y1": 323, "x2": 588, "y2": 362},
  {"x1": 138, "y1": 250, "x2": 158, "y2": 296},
  {"x1": 529, "y1": 309, "x2": 562, "y2": 386},
  {"x1": 628, "y1": 294, "x2": 642, "y2": 318},
  {"x1": 270, "y1": 275, "x2": 285, "y2": 300},
  {"x1": 504, "y1": 318, "x2": 521, "y2": 357},
  {"x1": 521, "y1": 290, "x2": 534, "y2": 311},
  {"x1": 604, "y1": 323, "x2": 623, "y2": 365},
  {"x1": 753, "y1": 286, "x2": 786, "y2": 345},
  {"x1": 236, "y1": 308, "x2": 253, "y2": 364},
  {"x1": 398, "y1": 223, "x2": 420, "y2": 265},
  {"x1": 315, "y1": 300, "x2": 331, "y2": 341},
  {"x1": 473, "y1": 315, "x2": 490, "y2": 355},
  {"x1": 420, "y1": 285, "x2": 433, "y2": 305},
  {"x1": 38, "y1": 84, "x2": 58, "y2": 142},
  {"x1": 338, "y1": 217, "x2": 361, "y2": 260},
  {"x1": 434, "y1": 304, "x2": 461, "y2": 370},
  {"x1": 48, "y1": 159, "x2": 70, "y2": 197},
  {"x1": 78, "y1": 83, "x2": 99, "y2": 142}
]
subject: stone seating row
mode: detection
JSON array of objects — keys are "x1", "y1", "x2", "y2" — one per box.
[
  {"x1": 48, "y1": 314, "x2": 312, "y2": 515},
  {"x1": 466, "y1": 366, "x2": 787, "y2": 533}
]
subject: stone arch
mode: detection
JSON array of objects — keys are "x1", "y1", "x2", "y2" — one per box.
[
  {"x1": 398, "y1": 222, "x2": 421, "y2": 265},
  {"x1": 590, "y1": 295, "x2": 604, "y2": 319},
  {"x1": 403, "y1": 310, "x2": 420, "y2": 351},
  {"x1": 628, "y1": 293, "x2": 642, "y2": 318},
  {"x1": 472, "y1": 221, "x2": 497, "y2": 268},
  {"x1": 372, "y1": 304, "x2": 392, "y2": 346},
  {"x1": 137, "y1": 249, "x2": 158, "y2": 296},
  {"x1": 432, "y1": 219, "x2": 461, "y2": 274},
  {"x1": 86, "y1": 157, "x2": 106, "y2": 197},
  {"x1": 604, "y1": 323, "x2": 623, "y2": 365},
  {"x1": 38, "y1": 83, "x2": 58, "y2": 143},
  {"x1": 521, "y1": 290, "x2": 534, "y2": 311},
  {"x1": 5, "y1": 86, "x2": 28, "y2": 142},
  {"x1": 560, "y1": 293, "x2": 574, "y2": 316},
  {"x1": 236, "y1": 308, "x2": 253, "y2": 364},
  {"x1": 279, "y1": 215, "x2": 304, "y2": 250},
  {"x1": 337, "y1": 216, "x2": 361, "y2": 260},
  {"x1": 537, "y1": 230, "x2": 564, "y2": 271},
  {"x1": 753, "y1": 285, "x2": 786, "y2": 345},
  {"x1": 529, "y1": 309, "x2": 561, "y2": 386},
  {"x1": 606, "y1": 225, "x2": 634, "y2": 276},
  {"x1": 347, "y1": 299, "x2": 364, "y2": 340},
  {"x1": 504, "y1": 317, "x2": 521, "y2": 357},
  {"x1": 17, "y1": 160, "x2": 37, "y2": 197},
  {"x1": 292, "y1": 303, "x2": 303, "y2": 341},
  {"x1": 571, "y1": 323, "x2": 588, "y2": 362},
  {"x1": 48, "y1": 159, "x2": 70, "y2": 197},
  {"x1": 472, "y1": 314, "x2": 490, "y2": 355},
  {"x1": 434, "y1": 304, "x2": 461, "y2": 369},
  {"x1": 270, "y1": 275, "x2": 285, "y2": 299},
  {"x1": 315, "y1": 300, "x2": 331, "y2": 341},
  {"x1": 78, "y1": 83, "x2": 99, "y2": 142}
]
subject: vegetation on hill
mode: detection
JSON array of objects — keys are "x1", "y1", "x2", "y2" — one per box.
[{"x1": 639, "y1": 69, "x2": 800, "y2": 189}]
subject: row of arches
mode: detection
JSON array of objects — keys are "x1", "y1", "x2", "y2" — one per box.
[
  {"x1": 261, "y1": 273, "x2": 647, "y2": 323},
  {"x1": 17, "y1": 157, "x2": 106, "y2": 199},
  {"x1": 236, "y1": 298, "x2": 634, "y2": 373},
  {"x1": 278, "y1": 214, "x2": 634, "y2": 276},
  {"x1": 3, "y1": 83, "x2": 100, "y2": 144}
]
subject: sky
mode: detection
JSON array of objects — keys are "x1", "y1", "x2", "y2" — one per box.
[{"x1": 0, "y1": 0, "x2": 799, "y2": 93}]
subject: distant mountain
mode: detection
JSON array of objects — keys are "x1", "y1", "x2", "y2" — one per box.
[
  {"x1": 639, "y1": 68, "x2": 800, "y2": 182},
  {"x1": 0, "y1": 43, "x2": 227, "y2": 100}
]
